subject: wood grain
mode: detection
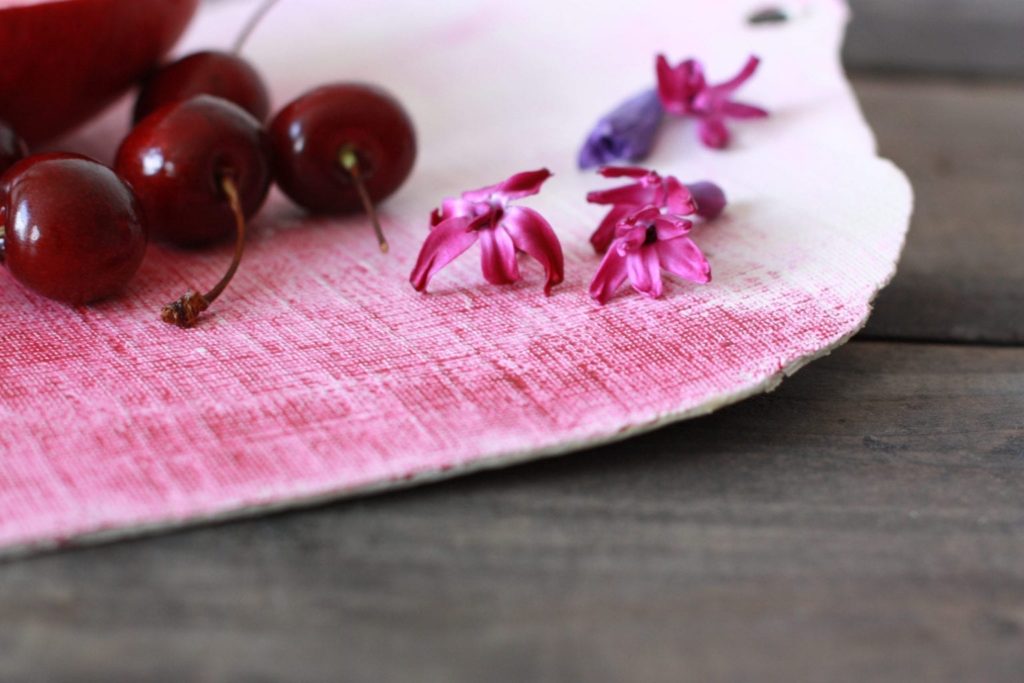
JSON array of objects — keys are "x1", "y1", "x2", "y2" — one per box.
[
  {"x1": 1, "y1": 5, "x2": 1019, "y2": 681},
  {"x1": 2, "y1": 341, "x2": 1022, "y2": 682},
  {"x1": 844, "y1": 0, "x2": 1024, "y2": 77},
  {"x1": 854, "y1": 76, "x2": 1024, "y2": 343}
]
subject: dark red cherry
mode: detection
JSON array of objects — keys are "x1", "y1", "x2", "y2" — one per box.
[
  {"x1": 115, "y1": 95, "x2": 272, "y2": 327},
  {"x1": 269, "y1": 83, "x2": 417, "y2": 251},
  {"x1": 132, "y1": 0, "x2": 278, "y2": 124},
  {"x1": 134, "y1": 51, "x2": 270, "y2": 124},
  {"x1": 0, "y1": 120, "x2": 29, "y2": 176},
  {"x1": 116, "y1": 95, "x2": 272, "y2": 246},
  {"x1": 0, "y1": 153, "x2": 147, "y2": 305}
]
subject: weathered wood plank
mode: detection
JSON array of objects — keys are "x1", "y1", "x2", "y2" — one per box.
[
  {"x1": 854, "y1": 76, "x2": 1024, "y2": 343},
  {"x1": 2, "y1": 341, "x2": 1021, "y2": 682},
  {"x1": 845, "y1": 0, "x2": 1024, "y2": 76}
]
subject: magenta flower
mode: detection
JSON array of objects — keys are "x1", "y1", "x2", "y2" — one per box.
[
  {"x1": 656, "y1": 54, "x2": 768, "y2": 149},
  {"x1": 589, "y1": 205, "x2": 711, "y2": 305},
  {"x1": 410, "y1": 169, "x2": 565, "y2": 295},
  {"x1": 586, "y1": 166, "x2": 726, "y2": 253},
  {"x1": 655, "y1": 56, "x2": 706, "y2": 116}
]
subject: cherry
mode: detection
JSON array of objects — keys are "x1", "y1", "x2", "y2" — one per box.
[
  {"x1": 132, "y1": 0, "x2": 279, "y2": 123},
  {"x1": 0, "y1": 120, "x2": 28, "y2": 176},
  {"x1": 0, "y1": 153, "x2": 147, "y2": 305},
  {"x1": 269, "y1": 83, "x2": 417, "y2": 252},
  {"x1": 116, "y1": 96, "x2": 272, "y2": 246},
  {"x1": 115, "y1": 95, "x2": 272, "y2": 327},
  {"x1": 134, "y1": 51, "x2": 271, "y2": 124}
]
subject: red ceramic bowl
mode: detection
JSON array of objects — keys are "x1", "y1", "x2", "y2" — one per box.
[{"x1": 0, "y1": 0, "x2": 199, "y2": 145}]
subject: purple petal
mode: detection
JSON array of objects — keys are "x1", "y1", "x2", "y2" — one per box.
[
  {"x1": 578, "y1": 89, "x2": 665, "y2": 169},
  {"x1": 627, "y1": 246, "x2": 664, "y2": 299},
  {"x1": 657, "y1": 236, "x2": 711, "y2": 284},
  {"x1": 588, "y1": 248, "x2": 630, "y2": 305},
  {"x1": 409, "y1": 216, "x2": 479, "y2": 292},
  {"x1": 687, "y1": 181, "x2": 727, "y2": 220},
  {"x1": 463, "y1": 169, "x2": 552, "y2": 203},
  {"x1": 503, "y1": 206, "x2": 565, "y2": 295},
  {"x1": 479, "y1": 225, "x2": 521, "y2": 286},
  {"x1": 589, "y1": 204, "x2": 632, "y2": 254}
]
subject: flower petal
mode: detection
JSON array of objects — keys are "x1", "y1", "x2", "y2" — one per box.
[
  {"x1": 655, "y1": 54, "x2": 678, "y2": 112},
  {"x1": 616, "y1": 204, "x2": 663, "y2": 251},
  {"x1": 586, "y1": 181, "x2": 657, "y2": 207},
  {"x1": 625, "y1": 205, "x2": 663, "y2": 223},
  {"x1": 653, "y1": 214, "x2": 693, "y2": 241},
  {"x1": 657, "y1": 236, "x2": 711, "y2": 284},
  {"x1": 478, "y1": 225, "x2": 521, "y2": 286},
  {"x1": 660, "y1": 176, "x2": 697, "y2": 215},
  {"x1": 627, "y1": 246, "x2": 664, "y2": 299},
  {"x1": 577, "y1": 90, "x2": 665, "y2": 169},
  {"x1": 598, "y1": 166, "x2": 651, "y2": 179},
  {"x1": 463, "y1": 168, "x2": 552, "y2": 203},
  {"x1": 698, "y1": 117, "x2": 730, "y2": 149},
  {"x1": 430, "y1": 197, "x2": 476, "y2": 227},
  {"x1": 589, "y1": 204, "x2": 632, "y2": 254},
  {"x1": 410, "y1": 216, "x2": 480, "y2": 292},
  {"x1": 689, "y1": 55, "x2": 767, "y2": 141},
  {"x1": 615, "y1": 225, "x2": 647, "y2": 253},
  {"x1": 656, "y1": 55, "x2": 705, "y2": 116},
  {"x1": 503, "y1": 206, "x2": 565, "y2": 295},
  {"x1": 615, "y1": 204, "x2": 663, "y2": 250},
  {"x1": 577, "y1": 127, "x2": 615, "y2": 171},
  {"x1": 457, "y1": 180, "x2": 504, "y2": 203},
  {"x1": 688, "y1": 181, "x2": 727, "y2": 220},
  {"x1": 711, "y1": 55, "x2": 761, "y2": 95},
  {"x1": 588, "y1": 248, "x2": 630, "y2": 305},
  {"x1": 721, "y1": 101, "x2": 769, "y2": 119}
]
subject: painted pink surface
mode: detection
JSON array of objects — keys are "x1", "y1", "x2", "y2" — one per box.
[{"x1": 0, "y1": 0, "x2": 912, "y2": 554}]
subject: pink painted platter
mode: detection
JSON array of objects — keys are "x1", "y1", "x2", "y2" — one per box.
[{"x1": 0, "y1": 0, "x2": 912, "y2": 555}]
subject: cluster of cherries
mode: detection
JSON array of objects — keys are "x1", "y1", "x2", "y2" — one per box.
[{"x1": 0, "y1": 1, "x2": 416, "y2": 327}]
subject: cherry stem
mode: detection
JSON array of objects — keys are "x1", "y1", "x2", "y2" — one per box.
[
  {"x1": 160, "y1": 175, "x2": 247, "y2": 328},
  {"x1": 339, "y1": 145, "x2": 388, "y2": 253},
  {"x1": 232, "y1": 0, "x2": 281, "y2": 54}
]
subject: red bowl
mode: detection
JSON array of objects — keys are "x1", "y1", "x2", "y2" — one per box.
[{"x1": 0, "y1": 0, "x2": 200, "y2": 145}]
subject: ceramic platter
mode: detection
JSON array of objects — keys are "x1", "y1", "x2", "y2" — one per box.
[{"x1": 0, "y1": 0, "x2": 912, "y2": 554}]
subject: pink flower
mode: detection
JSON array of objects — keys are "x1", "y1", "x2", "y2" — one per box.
[
  {"x1": 655, "y1": 56, "x2": 706, "y2": 116},
  {"x1": 586, "y1": 166, "x2": 726, "y2": 253},
  {"x1": 656, "y1": 54, "x2": 768, "y2": 149},
  {"x1": 410, "y1": 169, "x2": 565, "y2": 295},
  {"x1": 588, "y1": 205, "x2": 711, "y2": 305}
]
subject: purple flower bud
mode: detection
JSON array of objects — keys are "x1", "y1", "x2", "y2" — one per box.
[
  {"x1": 688, "y1": 181, "x2": 727, "y2": 220},
  {"x1": 578, "y1": 89, "x2": 665, "y2": 170}
]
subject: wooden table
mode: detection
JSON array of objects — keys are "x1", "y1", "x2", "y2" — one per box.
[{"x1": 3, "y1": 4, "x2": 1022, "y2": 681}]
